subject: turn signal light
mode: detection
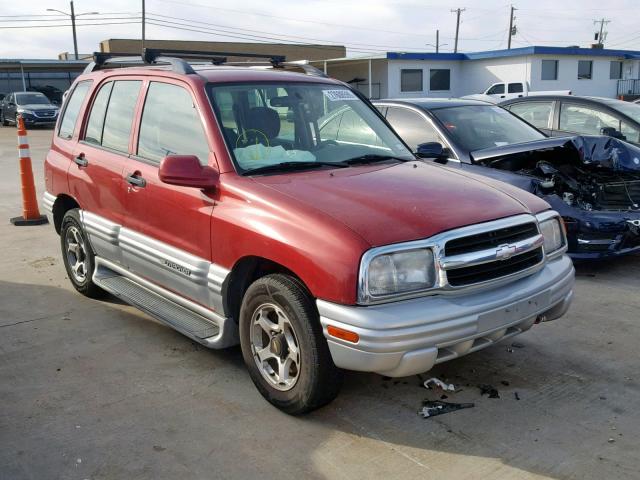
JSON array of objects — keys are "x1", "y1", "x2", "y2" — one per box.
[{"x1": 327, "y1": 325, "x2": 359, "y2": 343}]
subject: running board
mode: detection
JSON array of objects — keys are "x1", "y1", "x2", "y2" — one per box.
[{"x1": 93, "y1": 257, "x2": 238, "y2": 348}]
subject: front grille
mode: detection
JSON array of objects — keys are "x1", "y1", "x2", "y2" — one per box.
[
  {"x1": 596, "y1": 180, "x2": 640, "y2": 210},
  {"x1": 447, "y1": 248, "x2": 543, "y2": 287},
  {"x1": 34, "y1": 110, "x2": 57, "y2": 118},
  {"x1": 445, "y1": 222, "x2": 538, "y2": 256}
]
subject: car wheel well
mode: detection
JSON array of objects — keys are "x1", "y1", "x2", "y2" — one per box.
[
  {"x1": 52, "y1": 194, "x2": 80, "y2": 234},
  {"x1": 223, "y1": 256, "x2": 308, "y2": 323}
]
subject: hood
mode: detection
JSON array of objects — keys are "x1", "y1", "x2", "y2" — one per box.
[
  {"x1": 19, "y1": 103, "x2": 58, "y2": 111},
  {"x1": 254, "y1": 161, "x2": 537, "y2": 247},
  {"x1": 472, "y1": 136, "x2": 640, "y2": 172}
]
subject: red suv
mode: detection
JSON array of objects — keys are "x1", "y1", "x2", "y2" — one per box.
[{"x1": 43, "y1": 50, "x2": 575, "y2": 414}]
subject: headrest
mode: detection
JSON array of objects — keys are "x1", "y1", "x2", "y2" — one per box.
[{"x1": 245, "y1": 107, "x2": 281, "y2": 139}]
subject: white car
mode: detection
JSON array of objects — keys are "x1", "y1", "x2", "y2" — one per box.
[{"x1": 464, "y1": 81, "x2": 571, "y2": 104}]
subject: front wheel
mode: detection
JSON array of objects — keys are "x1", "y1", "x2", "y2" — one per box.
[
  {"x1": 239, "y1": 274, "x2": 342, "y2": 414},
  {"x1": 0, "y1": 111, "x2": 7, "y2": 126}
]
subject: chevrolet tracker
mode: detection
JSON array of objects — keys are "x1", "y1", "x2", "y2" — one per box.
[{"x1": 43, "y1": 50, "x2": 575, "y2": 414}]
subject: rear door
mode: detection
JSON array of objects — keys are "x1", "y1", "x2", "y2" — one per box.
[
  {"x1": 67, "y1": 79, "x2": 142, "y2": 265},
  {"x1": 121, "y1": 79, "x2": 216, "y2": 309}
]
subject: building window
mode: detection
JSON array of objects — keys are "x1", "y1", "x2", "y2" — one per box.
[
  {"x1": 610, "y1": 61, "x2": 623, "y2": 80},
  {"x1": 401, "y1": 69, "x2": 423, "y2": 92},
  {"x1": 541, "y1": 60, "x2": 558, "y2": 80},
  {"x1": 429, "y1": 69, "x2": 450, "y2": 91},
  {"x1": 578, "y1": 60, "x2": 593, "y2": 80}
]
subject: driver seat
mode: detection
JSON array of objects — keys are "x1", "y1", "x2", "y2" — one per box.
[{"x1": 243, "y1": 107, "x2": 281, "y2": 146}]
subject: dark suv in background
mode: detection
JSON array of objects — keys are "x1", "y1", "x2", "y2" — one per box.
[{"x1": 1, "y1": 91, "x2": 60, "y2": 127}]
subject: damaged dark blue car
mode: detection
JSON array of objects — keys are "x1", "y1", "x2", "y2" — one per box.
[{"x1": 374, "y1": 98, "x2": 640, "y2": 260}]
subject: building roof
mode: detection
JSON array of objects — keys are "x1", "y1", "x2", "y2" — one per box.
[{"x1": 388, "y1": 46, "x2": 640, "y2": 61}]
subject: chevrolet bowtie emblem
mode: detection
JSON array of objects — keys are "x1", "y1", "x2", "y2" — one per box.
[{"x1": 496, "y1": 244, "x2": 518, "y2": 260}]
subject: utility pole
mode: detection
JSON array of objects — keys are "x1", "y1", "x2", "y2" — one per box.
[
  {"x1": 47, "y1": 2, "x2": 98, "y2": 60},
  {"x1": 436, "y1": 29, "x2": 439, "y2": 53},
  {"x1": 508, "y1": 5, "x2": 517, "y2": 50},
  {"x1": 70, "y1": 1, "x2": 78, "y2": 60},
  {"x1": 451, "y1": 8, "x2": 465, "y2": 53},
  {"x1": 594, "y1": 18, "x2": 610, "y2": 47},
  {"x1": 142, "y1": 0, "x2": 146, "y2": 54}
]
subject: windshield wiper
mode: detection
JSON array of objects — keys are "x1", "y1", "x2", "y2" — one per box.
[
  {"x1": 243, "y1": 161, "x2": 348, "y2": 176},
  {"x1": 343, "y1": 154, "x2": 410, "y2": 165}
]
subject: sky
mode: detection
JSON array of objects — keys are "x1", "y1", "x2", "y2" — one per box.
[{"x1": 1, "y1": 0, "x2": 639, "y2": 59}]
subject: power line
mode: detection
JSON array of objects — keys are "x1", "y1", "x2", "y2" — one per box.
[{"x1": 0, "y1": 21, "x2": 140, "y2": 30}]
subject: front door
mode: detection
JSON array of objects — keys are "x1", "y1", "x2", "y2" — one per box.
[{"x1": 121, "y1": 80, "x2": 217, "y2": 311}]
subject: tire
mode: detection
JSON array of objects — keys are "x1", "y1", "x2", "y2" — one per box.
[
  {"x1": 60, "y1": 209, "x2": 105, "y2": 298},
  {"x1": 239, "y1": 274, "x2": 343, "y2": 414},
  {"x1": 0, "y1": 111, "x2": 7, "y2": 126},
  {"x1": 15, "y1": 114, "x2": 19, "y2": 128}
]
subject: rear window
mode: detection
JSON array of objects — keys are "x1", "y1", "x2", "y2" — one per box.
[
  {"x1": 58, "y1": 81, "x2": 92, "y2": 140},
  {"x1": 101, "y1": 81, "x2": 141, "y2": 153}
]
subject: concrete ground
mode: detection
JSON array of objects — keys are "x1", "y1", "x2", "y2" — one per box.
[{"x1": 0, "y1": 126, "x2": 638, "y2": 480}]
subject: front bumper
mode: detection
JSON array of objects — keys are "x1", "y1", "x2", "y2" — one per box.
[{"x1": 317, "y1": 255, "x2": 574, "y2": 377}]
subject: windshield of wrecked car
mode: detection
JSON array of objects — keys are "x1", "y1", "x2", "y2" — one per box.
[
  {"x1": 208, "y1": 82, "x2": 414, "y2": 174},
  {"x1": 432, "y1": 105, "x2": 545, "y2": 152},
  {"x1": 15, "y1": 93, "x2": 51, "y2": 105}
]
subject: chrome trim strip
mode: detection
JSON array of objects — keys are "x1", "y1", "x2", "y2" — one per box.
[
  {"x1": 79, "y1": 209, "x2": 231, "y2": 311},
  {"x1": 81, "y1": 210, "x2": 120, "y2": 245},
  {"x1": 119, "y1": 227, "x2": 210, "y2": 284},
  {"x1": 358, "y1": 213, "x2": 549, "y2": 305},
  {"x1": 42, "y1": 192, "x2": 56, "y2": 214}
]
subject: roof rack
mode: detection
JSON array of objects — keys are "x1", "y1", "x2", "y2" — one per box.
[{"x1": 82, "y1": 49, "x2": 327, "y2": 77}]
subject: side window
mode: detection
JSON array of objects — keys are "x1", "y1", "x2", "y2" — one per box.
[
  {"x1": 58, "y1": 81, "x2": 91, "y2": 140},
  {"x1": 508, "y1": 83, "x2": 524, "y2": 93},
  {"x1": 578, "y1": 60, "x2": 593, "y2": 80},
  {"x1": 487, "y1": 84, "x2": 505, "y2": 95},
  {"x1": 386, "y1": 107, "x2": 440, "y2": 151},
  {"x1": 508, "y1": 102, "x2": 553, "y2": 129},
  {"x1": 621, "y1": 122, "x2": 640, "y2": 143},
  {"x1": 559, "y1": 104, "x2": 620, "y2": 135},
  {"x1": 401, "y1": 69, "x2": 423, "y2": 93},
  {"x1": 541, "y1": 60, "x2": 559, "y2": 80},
  {"x1": 138, "y1": 82, "x2": 210, "y2": 165},
  {"x1": 101, "y1": 80, "x2": 141, "y2": 153},
  {"x1": 84, "y1": 82, "x2": 113, "y2": 145},
  {"x1": 318, "y1": 110, "x2": 343, "y2": 141}
]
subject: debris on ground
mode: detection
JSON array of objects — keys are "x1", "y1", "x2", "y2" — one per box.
[
  {"x1": 419, "y1": 400, "x2": 474, "y2": 418},
  {"x1": 511, "y1": 342, "x2": 525, "y2": 349},
  {"x1": 478, "y1": 384, "x2": 500, "y2": 398},
  {"x1": 515, "y1": 392, "x2": 521, "y2": 401},
  {"x1": 424, "y1": 377, "x2": 456, "y2": 392},
  {"x1": 501, "y1": 380, "x2": 510, "y2": 386}
]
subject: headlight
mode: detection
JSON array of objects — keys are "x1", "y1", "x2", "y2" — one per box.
[
  {"x1": 361, "y1": 248, "x2": 435, "y2": 302},
  {"x1": 17, "y1": 108, "x2": 34, "y2": 115},
  {"x1": 539, "y1": 217, "x2": 565, "y2": 254}
]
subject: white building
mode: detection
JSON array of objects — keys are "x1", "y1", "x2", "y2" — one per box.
[{"x1": 312, "y1": 46, "x2": 640, "y2": 100}]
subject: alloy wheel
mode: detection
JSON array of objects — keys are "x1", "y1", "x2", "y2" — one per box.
[
  {"x1": 250, "y1": 303, "x2": 301, "y2": 391},
  {"x1": 65, "y1": 225, "x2": 89, "y2": 283}
]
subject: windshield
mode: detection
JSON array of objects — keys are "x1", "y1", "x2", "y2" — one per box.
[
  {"x1": 432, "y1": 105, "x2": 545, "y2": 152},
  {"x1": 208, "y1": 82, "x2": 413, "y2": 174},
  {"x1": 608, "y1": 100, "x2": 640, "y2": 124},
  {"x1": 15, "y1": 93, "x2": 51, "y2": 105}
]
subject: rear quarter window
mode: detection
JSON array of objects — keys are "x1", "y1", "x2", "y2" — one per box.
[
  {"x1": 58, "y1": 80, "x2": 92, "y2": 139},
  {"x1": 101, "y1": 81, "x2": 142, "y2": 153}
]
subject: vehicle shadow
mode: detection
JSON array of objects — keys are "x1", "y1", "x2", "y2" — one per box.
[{"x1": 0, "y1": 276, "x2": 637, "y2": 479}]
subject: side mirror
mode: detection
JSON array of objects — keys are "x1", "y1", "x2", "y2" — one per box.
[
  {"x1": 600, "y1": 127, "x2": 626, "y2": 140},
  {"x1": 416, "y1": 142, "x2": 450, "y2": 163},
  {"x1": 159, "y1": 155, "x2": 219, "y2": 190}
]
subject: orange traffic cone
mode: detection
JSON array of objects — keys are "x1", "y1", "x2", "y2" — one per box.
[{"x1": 10, "y1": 115, "x2": 48, "y2": 226}]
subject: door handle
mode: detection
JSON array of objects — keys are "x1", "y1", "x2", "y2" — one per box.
[
  {"x1": 125, "y1": 173, "x2": 146, "y2": 188},
  {"x1": 74, "y1": 154, "x2": 88, "y2": 167}
]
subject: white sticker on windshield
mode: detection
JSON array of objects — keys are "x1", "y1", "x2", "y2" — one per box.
[{"x1": 323, "y1": 89, "x2": 358, "y2": 101}]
